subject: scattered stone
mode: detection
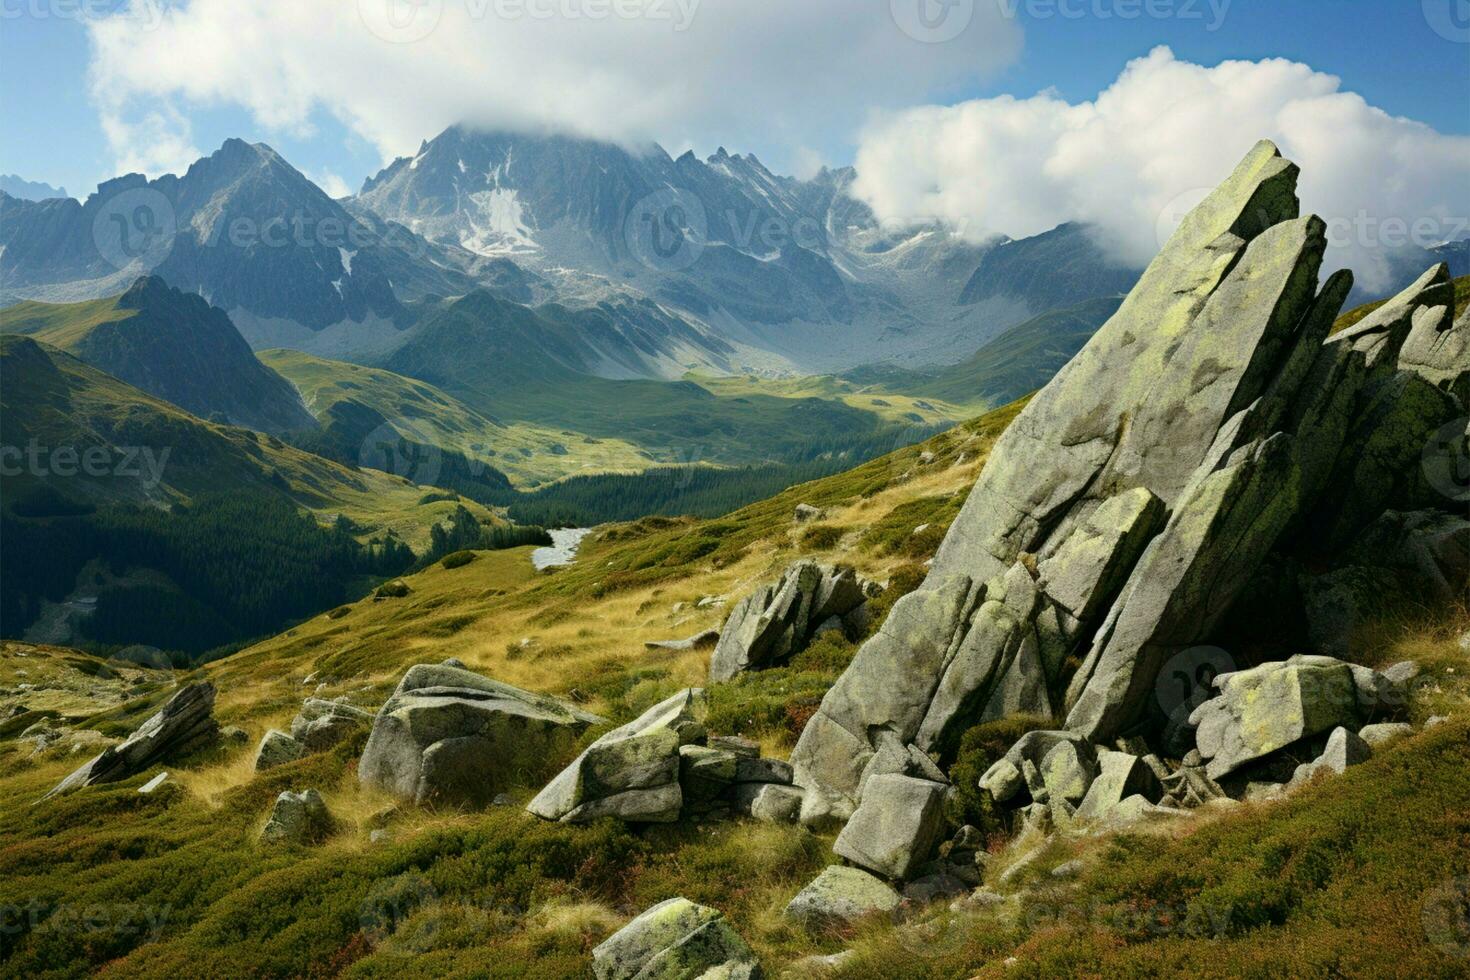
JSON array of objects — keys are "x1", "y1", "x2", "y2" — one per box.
[
  {"x1": 369, "y1": 829, "x2": 391, "y2": 844},
  {"x1": 784, "y1": 865, "x2": 901, "y2": 931},
  {"x1": 1050, "y1": 860, "x2": 1084, "y2": 880},
  {"x1": 1290, "y1": 726, "x2": 1371, "y2": 786},
  {"x1": 787, "y1": 950, "x2": 855, "y2": 974},
  {"x1": 360, "y1": 663, "x2": 603, "y2": 808},
  {"x1": 43, "y1": 683, "x2": 219, "y2": 800},
  {"x1": 374, "y1": 580, "x2": 411, "y2": 599},
  {"x1": 1357, "y1": 722, "x2": 1413, "y2": 747},
  {"x1": 528, "y1": 689, "x2": 703, "y2": 823},
  {"x1": 259, "y1": 789, "x2": 332, "y2": 846},
  {"x1": 591, "y1": 898, "x2": 758, "y2": 980},
  {"x1": 442, "y1": 657, "x2": 465, "y2": 669},
  {"x1": 1426, "y1": 715, "x2": 1450, "y2": 728},
  {"x1": 794, "y1": 504, "x2": 824, "y2": 524},
  {"x1": 254, "y1": 730, "x2": 306, "y2": 772},
  {"x1": 709, "y1": 561, "x2": 871, "y2": 682},
  {"x1": 290, "y1": 699, "x2": 372, "y2": 752},
  {"x1": 1190, "y1": 657, "x2": 1391, "y2": 780},
  {"x1": 137, "y1": 772, "x2": 170, "y2": 794},
  {"x1": 645, "y1": 629, "x2": 721, "y2": 652},
  {"x1": 220, "y1": 726, "x2": 250, "y2": 744},
  {"x1": 727, "y1": 782, "x2": 803, "y2": 825},
  {"x1": 696, "y1": 595, "x2": 727, "y2": 609},
  {"x1": 1076, "y1": 750, "x2": 1161, "y2": 822},
  {"x1": 833, "y1": 773, "x2": 947, "y2": 881}
]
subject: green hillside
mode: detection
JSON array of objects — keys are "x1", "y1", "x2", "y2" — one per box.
[
  {"x1": 382, "y1": 291, "x2": 956, "y2": 467},
  {"x1": 260, "y1": 349, "x2": 653, "y2": 488},
  {"x1": 0, "y1": 278, "x2": 316, "y2": 434}
]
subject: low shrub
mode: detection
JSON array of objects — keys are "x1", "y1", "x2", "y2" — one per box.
[{"x1": 441, "y1": 551, "x2": 477, "y2": 570}]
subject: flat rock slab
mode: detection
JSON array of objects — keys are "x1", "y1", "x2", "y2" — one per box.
[
  {"x1": 43, "y1": 682, "x2": 218, "y2": 801},
  {"x1": 784, "y1": 865, "x2": 900, "y2": 931}
]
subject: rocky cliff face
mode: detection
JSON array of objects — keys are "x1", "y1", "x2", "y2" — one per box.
[{"x1": 789, "y1": 140, "x2": 1468, "y2": 824}]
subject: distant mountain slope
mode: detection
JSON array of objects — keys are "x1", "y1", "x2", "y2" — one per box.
[
  {"x1": 0, "y1": 174, "x2": 67, "y2": 201},
  {"x1": 957, "y1": 223, "x2": 1140, "y2": 311},
  {"x1": 914, "y1": 296, "x2": 1126, "y2": 408},
  {"x1": 380, "y1": 291, "x2": 941, "y2": 466},
  {"x1": 260, "y1": 348, "x2": 654, "y2": 487},
  {"x1": 0, "y1": 334, "x2": 492, "y2": 545},
  {"x1": 0, "y1": 277, "x2": 315, "y2": 434},
  {"x1": 0, "y1": 140, "x2": 477, "y2": 353},
  {"x1": 352, "y1": 125, "x2": 1132, "y2": 371}
]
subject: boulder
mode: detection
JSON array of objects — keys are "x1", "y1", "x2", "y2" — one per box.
[
  {"x1": 591, "y1": 898, "x2": 758, "y2": 980},
  {"x1": 1357, "y1": 722, "x2": 1413, "y2": 747},
  {"x1": 709, "y1": 562, "x2": 869, "y2": 682},
  {"x1": 290, "y1": 698, "x2": 372, "y2": 751},
  {"x1": 1075, "y1": 750, "x2": 1161, "y2": 822},
  {"x1": 832, "y1": 774, "x2": 947, "y2": 881},
  {"x1": 979, "y1": 730, "x2": 1096, "y2": 805},
  {"x1": 1290, "y1": 726, "x2": 1371, "y2": 786},
  {"x1": 784, "y1": 865, "x2": 900, "y2": 931},
  {"x1": 794, "y1": 504, "x2": 824, "y2": 524},
  {"x1": 528, "y1": 689, "x2": 704, "y2": 823},
  {"x1": 260, "y1": 789, "x2": 332, "y2": 846},
  {"x1": 1189, "y1": 657, "x2": 1390, "y2": 779},
  {"x1": 254, "y1": 729, "x2": 306, "y2": 771},
  {"x1": 359, "y1": 664, "x2": 603, "y2": 808},
  {"x1": 42, "y1": 683, "x2": 218, "y2": 800},
  {"x1": 726, "y1": 783, "x2": 803, "y2": 825}
]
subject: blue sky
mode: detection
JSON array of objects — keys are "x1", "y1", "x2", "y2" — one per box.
[{"x1": 0, "y1": 0, "x2": 1466, "y2": 199}]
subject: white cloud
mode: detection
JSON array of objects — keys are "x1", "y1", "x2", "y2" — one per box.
[
  {"x1": 307, "y1": 169, "x2": 353, "y2": 199},
  {"x1": 85, "y1": 0, "x2": 1020, "y2": 178},
  {"x1": 852, "y1": 47, "x2": 1470, "y2": 290}
]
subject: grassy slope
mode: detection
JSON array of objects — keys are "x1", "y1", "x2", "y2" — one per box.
[
  {"x1": 3, "y1": 283, "x2": 1468, "y2": 977},
  {"x1": 0, "y1": 295, "x2": 137, "y2": 348},
  {"x1": 0, "y1": 336, "x2": 496, "y2": 551},
  {"x1": 260, "y1": 350, "x2": 655, "y2": 488}
]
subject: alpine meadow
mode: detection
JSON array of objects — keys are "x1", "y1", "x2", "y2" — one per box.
[{"x1": 1, "y1": 3, "x2": 1468, "y2": 979}]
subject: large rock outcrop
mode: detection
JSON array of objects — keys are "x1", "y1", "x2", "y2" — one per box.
[
  {"x1": 42, "y1": 683, "x2": 219, "y2": 800},
  {"x1": 788, "y1": 139, "x2": 1465, "y2": 843},
  {"x1": 709, "y1": 561, "x2": 871, "y2": 682},
  {"x1": 358, "y1": 664, "x2": 603, "y2": 808}
]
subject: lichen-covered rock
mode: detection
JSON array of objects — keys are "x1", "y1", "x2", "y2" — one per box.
[
  {"x1": 1400, "y1": 301, "x2": 1469, "y2": 404},
  {"x1": 43, "y1": 683, "x2": 218, "y2": 800},
  {"x1": 1075, "y1": 750, "x2": 1160, "y2": 822},
  {"x1": 254, "y1": 729, "x2": 305, "y2": 772},
  {"x1": 359, "y1": 664, "x2": 603, "y2": 808},
  {"x1": 591, "y1": 898, "x2": 758, "y2": 980},
  {"x1": 726, "y1": 782, "x2": 803, "y2": 825},
  {"x1": 290, "y1": 698, "x2": 372, "y2": 751},
  {"x1": 979, "y1": 730, "x2": 1096, "y2": 805},
  {"x1": 709, "y1": 561, "x2": 869, "y2": 682},
  {"x1": 260, "y1": 789, "x2": 332, "y2": 846},
  {"x1": 784, "y1": 865, "x2": 900, "y2": 931},
  {"x1": 1358, "y1": 722, "x2": 1413, "y2": 747},
  {"x1": 832, "y1": 774, "x2": 947, "y2": 881},
  {"x1": 1189, "y1": 657, "x2": 1390, "y2": 779},
  {"x1": 528, "y1": 689, "x2": 704, "y2": 823}
]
